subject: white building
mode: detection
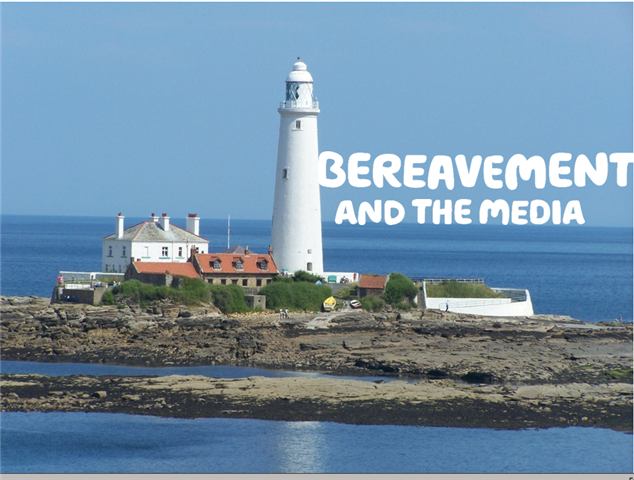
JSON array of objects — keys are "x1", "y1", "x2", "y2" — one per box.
[
  {"x1": 270, "y1": 58, "x2": 324, "y2": 275},
  {"x1": 102, "y1": 213, "x2": 208, "y2": 273}
]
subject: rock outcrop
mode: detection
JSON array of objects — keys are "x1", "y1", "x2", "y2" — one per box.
[{"x1": 2, "y1": 296, "x2": 632, "y2": 431}]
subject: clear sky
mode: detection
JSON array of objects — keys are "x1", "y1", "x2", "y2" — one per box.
[{"x1": 2, "y1": 2, "x2": 632, "y2": 226}]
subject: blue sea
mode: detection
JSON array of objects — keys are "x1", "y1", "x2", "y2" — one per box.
[{"x1": 1, "y1": 215, "x2": 633, "y2": 473}]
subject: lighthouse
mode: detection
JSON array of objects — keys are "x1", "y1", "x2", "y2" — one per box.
[{"x1": 270, "y1": 58, "x2": 324, "y2": 275}]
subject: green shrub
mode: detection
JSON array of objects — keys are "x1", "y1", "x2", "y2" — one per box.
[
  {"x1": 101, "y1": 290, "x2": 115, "y2": 305},
  {"x1": 383, "y1": 273, "x2": 418, "y2": 306},
  {"x1": 273, "y1": 270, "x2": 324, "y2": 284},
  {"x1": 208, "y1": 284, "x2": 249, "y2": 314},
  {"x1": 260, "y1": 281, "x2": 332, "y2": 311},
  {"x1": 359, "y1": 295, "x2": 385, "y2": 312},
  {"x1": 291, "y1": 270, "x2": 323, "y2": 283},
  {"x1": 112, "y1": 279, "x2": 198, "y2": 305},
  {"x1": 180, "y1": 277, "x2": 211, "y2": 303},
  {"x1": 272, "y1": 275, "x2": 293, "y2": 283},
  {"x1": 425, "y1": 282, "x2": 505, "y2": 299}
]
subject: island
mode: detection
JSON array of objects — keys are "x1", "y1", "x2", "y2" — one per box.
[{"x1": 1, "y1": 296, "x2": 632, "y2": 432}]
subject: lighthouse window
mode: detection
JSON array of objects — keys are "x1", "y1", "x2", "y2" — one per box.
[
  {"x1": 295, "y1": 120, "x2": 301, "y2": 129},
  {"x1": 307, "y1": 262, "x2": 313, "y2": 272},
  {"x1": 283, "y1": 168, "x2": 289, "y2": 179},
  {"x1": 286, "y1": 82, "x2": 300, "y2": 100}
]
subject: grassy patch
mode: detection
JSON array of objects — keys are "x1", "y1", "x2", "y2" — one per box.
[
  {"x1": 606, "y1": 368, "x2": 633, "y2": 380},
  {"x1": 425, "y1": 281, "x2": 506, "y2": 299},
  {"x1": 111, "y1": 278, "x2": 250, "y2": 313},
  {"x1": 259, "y1": 281, "x2": 332, "y2": 312}
]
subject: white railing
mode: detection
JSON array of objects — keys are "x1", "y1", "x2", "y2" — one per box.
[
  {"x1": 413, "y1": 277, "x2": 484, "y2": 284},
  {"x1": 279, "y1": 100, "x2": 319, "y2": 109},
  {"x1": 437, "y1": 298, "x2": 512, "y2": 309}
]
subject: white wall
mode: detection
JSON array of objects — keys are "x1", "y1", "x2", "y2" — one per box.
[
  {"x1": 102, "y1": 240, "x2": 132, "y2": 273},
  {"x1": 102, "y1": 239, "x2": 208, "y2": 273},
  {"x1": 423, "y1": 285, "x2": 534, "y2": 317}
]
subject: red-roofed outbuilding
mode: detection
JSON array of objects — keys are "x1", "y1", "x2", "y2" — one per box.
[
  {"x1": 358, "y1": 274, "x2": 389, "y2": 297},
  {"x1": 125, "y1": 260, "x2": 200, "y2": 287}
]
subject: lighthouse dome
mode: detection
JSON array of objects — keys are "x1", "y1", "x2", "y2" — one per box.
[{"x1": 286, "y1": 59, "x2": 313, "y2": 83}]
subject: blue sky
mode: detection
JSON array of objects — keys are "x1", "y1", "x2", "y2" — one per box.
[{"x1": 2, "y1": 2, "x2": 632, "y2": 226}]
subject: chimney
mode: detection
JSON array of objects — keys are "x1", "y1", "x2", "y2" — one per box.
[
  {"x1": 245, "y1": 245, "x2": 250, "y2": 256},
  {"x1": 186, "y1": 213, "x2": 200, "y2": 236},
  {"x1": 116, "y1": 213, "x2": 125, "y2": 239},
  {"x1": 159, "y1": 213, "x2": 170, "y2": 232},
  {"x1": 150, "y1": 213, "x2": 158, "y2": 222},
  {"x1": 268, "y1": 244, "x2": 273, "y2": 256}
]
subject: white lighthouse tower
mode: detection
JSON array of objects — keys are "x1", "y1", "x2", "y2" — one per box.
[{"x1": 271, "y1": 58, "x2": 324, "y2": 275}]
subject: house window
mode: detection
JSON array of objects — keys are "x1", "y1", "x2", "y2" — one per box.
[
  {"x1": 295, "y1": 120, "x2": 301, "y2": 129},
  {"x1": 282, "y1": 168, "x2": 289, "y2": 179},
  {"x1": 258, "y1": 260, "x2": 268, "y2": 271},
  {"x1": 221, "y1": 279, "x2": 227, "y2": 285},
  {"x1": 242, "y1": 279, "x2": 248, "y2": 286},
  {"x1": 267, "y1": 279, "x2": 272, "y2": 284},
  {"x1": 122, "y1": 246, "x2": 127, "y2": 257},
  {"x1": 234, "y1": 259, "x2": 244, "y2": 271},
  {"x1": 213, "y1": 259, "x2": 221, "y2": 270},
  {"x1": 232, "y1": 279, "x2": 238, "y2": 285},
  {"x1": 162, "y1": 247, "x2": 169, "y2": 257},
  {"x1": 108, "y1": 246, "x2": 113, "y2": 257},
  {"x1": 178, "y1": 247, "x2": 183, "y2": 257},
  {"x1": 256, "y1": 279, "x2": 262, "y2": 287}
]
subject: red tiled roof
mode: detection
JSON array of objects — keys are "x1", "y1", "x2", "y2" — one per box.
[
  {"x1": 132, "y1": 262, "x2": 199, "y2": 279},
  {"x1": 359, "y1": 274, "x2": 388, "y2": 289},
  {"x1": 194, "y1": 252, "x2": 277, "y2": 275}
]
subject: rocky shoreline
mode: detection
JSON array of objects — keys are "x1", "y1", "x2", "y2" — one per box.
[{"x1": 2, "y1": 296, "x2": 632, "y2": 431}]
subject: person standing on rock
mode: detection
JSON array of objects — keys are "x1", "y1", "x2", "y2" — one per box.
[
  {"x1": 445, "y1": 301, "x2": 449, "y2": 312},
  {"x1": 285, "y1": 308, "x2": 289, "y2": 319}
]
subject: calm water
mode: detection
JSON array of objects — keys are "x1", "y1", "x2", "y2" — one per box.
[
  {"x1": 1, "y1": 413, "x2": 632, "y2": 473},
  {"x1": 1, "y1": 215, "x2": 632, "y2": 473},
  {"x1": 1, "y1": 215, "x2": 632, "y2": 322},
  {"x1": 0, "y1": 360, "x2": 405, "y2": 383}
]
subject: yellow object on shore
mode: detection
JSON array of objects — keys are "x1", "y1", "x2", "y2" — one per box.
[{"x1": 323, "y1": 296, "x2": 336, "y2": 312}]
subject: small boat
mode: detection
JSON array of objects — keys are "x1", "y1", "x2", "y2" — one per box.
[
  {"x1": 323, "y1": 296, "x2": 337, "y2": 312},
  {"x1": 349, "y1": 299, "x2": 362, "y2": 309}
]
